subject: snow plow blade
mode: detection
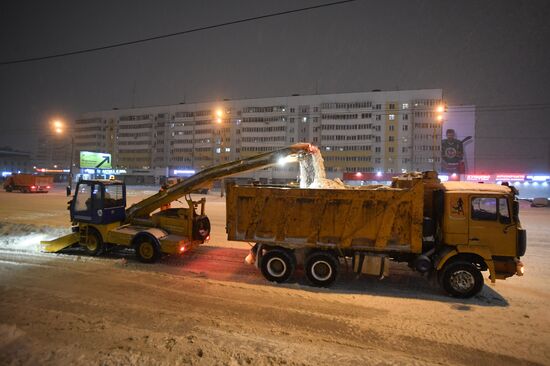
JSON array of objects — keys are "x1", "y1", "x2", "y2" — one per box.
[{"x1": 41, "y1": 232, "x2": 79, "y2": 253}]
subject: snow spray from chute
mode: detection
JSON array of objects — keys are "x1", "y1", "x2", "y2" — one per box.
[{"x1": 298, "y1": 149, "x2": 345, "y2": 189}]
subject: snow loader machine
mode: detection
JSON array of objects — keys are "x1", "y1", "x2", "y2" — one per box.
[{"x1": 41, "y1": 143, "x2": 317, "y2": 263}]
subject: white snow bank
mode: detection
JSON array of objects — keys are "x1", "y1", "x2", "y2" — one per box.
[{"x1": 0, "y1": 222, "x2": 70, "y2": 253}]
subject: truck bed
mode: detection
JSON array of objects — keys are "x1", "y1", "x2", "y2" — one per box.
[{"x1": 226, "y1": 182, "x2": 424, "y2": 253}]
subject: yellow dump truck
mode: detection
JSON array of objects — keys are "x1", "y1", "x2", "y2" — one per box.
[{"x1": 227, "y1": 171, "x2": 526, "y2": 298}]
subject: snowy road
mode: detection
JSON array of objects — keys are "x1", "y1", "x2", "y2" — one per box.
[{"x1": 1, "y1": 187, "x2": 549, "y2": 365}]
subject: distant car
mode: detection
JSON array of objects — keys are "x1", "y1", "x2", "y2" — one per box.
[{"x1": 531, "y1": 197, "x2": 549, "y2": 207}]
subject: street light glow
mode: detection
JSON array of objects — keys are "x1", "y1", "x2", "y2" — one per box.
[
  {"x1": 436, "y1": 105, "x2": 445, "y2": 113},
  {"x1": 436, "y1": 114, "x2": 443, "y2": 122},
  {"x1": 214, "y1": 108, "x2": 224, "y2": 123},
  {"x1": 52, "y1": 119, "x2": 64, "y2": 134}
]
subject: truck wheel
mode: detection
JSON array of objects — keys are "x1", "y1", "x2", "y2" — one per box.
[
  {"x1": 83, "y1": 229, "x2": 103, "y2": 256},
  {"x1": 305, "y1": 252, "x2": 339, "y2": 287},
  {"x1": 440, "y1": 261, "x2": 484, "y2": 298},
  {"x1": 5, "y1": 186, "x2": 12, "y2": 192},
  {"x1": 135, "y1": 238, "x2": 160, "y2": 263},
  {"x1": 260, "y1": 249, "x2": 295, "y2": 283}
]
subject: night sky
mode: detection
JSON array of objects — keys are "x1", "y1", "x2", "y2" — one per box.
[{"x1": 1, "y1": 0, "x2": 549, "y2": 172}]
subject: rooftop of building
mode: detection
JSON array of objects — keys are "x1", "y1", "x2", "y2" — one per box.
[{"x1": 79, "y1": 88, "x2": 443, "y2": 118}]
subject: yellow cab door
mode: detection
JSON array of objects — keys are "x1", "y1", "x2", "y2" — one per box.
[{"x1": 468, "y1": 195, "x2": 516, "y2": 257}]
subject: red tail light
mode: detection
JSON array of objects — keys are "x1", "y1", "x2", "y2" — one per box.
[
  {"x1": 31, "y1": 186, "x2": 36, "y2": 189},
  {"x1": 179, "y1": 245, "x2": 186, "y2": 253},
  {"x1": 46, "y1": 186, "x2": 51, "y2": 189}
]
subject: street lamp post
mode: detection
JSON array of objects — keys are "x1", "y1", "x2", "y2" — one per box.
[
  {"x1": 215, "y1": 108, "x2": 225, "y2": 197},
  {"x1": 433, "y1": 105, "x2": 445, "y2": 171},
  {"x1": 68, "y1": 135, "x2": 75, "y2": 196},
  {"x1": 52, "y1": 119, "x2": 75, "y2": 196}
]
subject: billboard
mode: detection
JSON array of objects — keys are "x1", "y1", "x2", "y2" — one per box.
[
  {"x1": 441, "y1": 106, "x2": 475, "y2": 174},
  {"x1": 80, "y1": 151, "x2": 112, "y2": 169}
]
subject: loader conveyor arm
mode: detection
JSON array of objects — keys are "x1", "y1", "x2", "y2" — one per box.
[{"x1": 125, "y1": 143, "x2": 316, "y2": 223}]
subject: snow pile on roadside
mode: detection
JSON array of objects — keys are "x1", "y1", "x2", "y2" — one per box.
[{"x1": 0, "y1": 222, "x2": 70, "y2": 253}]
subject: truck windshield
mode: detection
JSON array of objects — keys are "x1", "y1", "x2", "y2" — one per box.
[
  {"x1": 104, "y1": 184, "x2": 124, "y2": 208},
  {"x1": 74, "y1": 184, "x2": 93, "y2": 216},
  {"x1": 471, "y1": 196, "x2": 511, "y2": 223}
]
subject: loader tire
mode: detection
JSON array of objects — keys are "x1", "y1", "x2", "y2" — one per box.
[
  {"x1": 83, "y1": 229, "x2": 103, "y2": 256},
  {"x1": 305, "y1": 251, "x2": 339, "y2": 287},
  {"x1": 135, "y1": 238, "x2": 160, "y2": 264},
  {"x1": 440, "y1": 261, "x2": 484, "y2": 298},
  {"x1": 260, "y1": 248, "x2": 295, "y2": 283}
]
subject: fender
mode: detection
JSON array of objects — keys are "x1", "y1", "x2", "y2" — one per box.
[
  {"x1": 436, "y1": 245, "x2": 497, "y2": 283},
  {"x1": 131, "y1": 228, "x2": 168, "y2": 248}
]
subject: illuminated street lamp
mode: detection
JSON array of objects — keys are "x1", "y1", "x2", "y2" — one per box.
[
  {"x1": 433, "y1": 106, "x2": 445, "y2": 171},
  {"x1": 52, "y1": 119, "x2": 75, "y2": 196},
  {"x1": 214, "y1": 107, "x2": 226, "y2": 195},
  {"x1": 215, "y1": 108, "x2": 223, "y2": 124}
]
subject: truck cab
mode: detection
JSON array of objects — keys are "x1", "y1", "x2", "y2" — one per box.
[
  {"x1": 70, "y1": 180, "x2": 126, "y2": 225},
  {"x1": 439, "y1": 182, "x2": 525, "y2": 291}
]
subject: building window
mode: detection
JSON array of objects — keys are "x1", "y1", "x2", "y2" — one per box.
[
  {"x1": 389, "y1": 136, "x2": 395, "y2": 142},
  {"x1": 403, "y1": 114, "x2": 409, "y2": 120},
  {"x1": 402, "y1": 124, "x2": 408, "y2": 131},
  {"x1": 389, "y1": 114, "x2": 395, "y2": 120},
  {"x1": 389, "y1": 125, "x2": 395, "y2": 131},
  {"x1": 389, "y1": 103, "x2": 395, "y2": 109},
  {"x1": 402, "y1": 103, "x2": 409, "y2": 109},
  {"x1": 389, "y1": 147, "x2": 394, "y2": 153},
  {"x1": 376, "y1": 115, "x2": 381, "y2": 121}
]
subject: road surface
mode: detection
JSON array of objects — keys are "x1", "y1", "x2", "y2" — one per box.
[{"x1": 1, "y1": 186, "x2": 549, "y2": 365}]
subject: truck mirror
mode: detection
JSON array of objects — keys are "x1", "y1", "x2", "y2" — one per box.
[
  {"x1": 66, "y1": 186, "x2": 71, "y2": 197},
  {"x1": 513, "y1": 200, "x2": 519, "y2": 218}
]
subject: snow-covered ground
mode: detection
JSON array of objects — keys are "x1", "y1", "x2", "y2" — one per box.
[{"x1": 1, "y1": 186, "x2": 549, "y2": 365}]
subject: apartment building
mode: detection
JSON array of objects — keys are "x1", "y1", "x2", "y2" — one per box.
[
  {"x1": 74, "y1": 89, "x2": 448, "y2": 180},
  {"x1": 0, "y1": 148, "x2": 31, "y2": 175},
  {"x1": 34, "y1": 135, "x2": 72, "y2": 170}
]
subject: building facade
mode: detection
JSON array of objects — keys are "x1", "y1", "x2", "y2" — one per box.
[
  {"x1": 34, "y1": 135, "x2": 72, "y2": 170},
  {"x1": 74, "y1": 89, "x2": 446, "y2": 180},
  {"x1": 0, "y1": 148, "x2": 31, "y2": 176}
]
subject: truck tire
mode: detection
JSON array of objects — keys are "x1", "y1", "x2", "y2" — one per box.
[
  {"x1": 260, "y1": 248, "x2": 295, "y2": 283},
  {"x1": 5, "y1": 186, "x2": 12, "y2": 192},
  {"x1": 440, "y1": 261, "x2": 484, "y2": 298},
  {"x1": 305, "y1": 251, "x2": 339, "y2": 287},
  {"x1": 83, "y1": 229, "x2": 103, "y2": 256},
  {"x1": 135, "y1": 238, "x2": 160, "y2": 263}
]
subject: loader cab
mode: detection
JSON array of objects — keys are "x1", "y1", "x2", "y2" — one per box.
[{"x1": 70, "y1": 180, "x2": 126, "y2": 225}]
